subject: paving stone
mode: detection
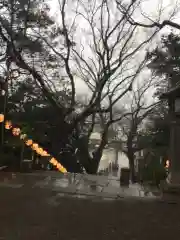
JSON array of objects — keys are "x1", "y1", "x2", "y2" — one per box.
[
  {"x1": 108, "y1": 175, "x2": 120, "y2": 181},
  {"x1": 76, "y1": 183, "x2": 103, "y2": 195},
  {"x1": 0, "y1": 189, "x2": 178, "y2": 240},
  {"x1": 52, "y1": 185, "x2": 77, "y2": 194},
  {"x1": 52, "y1": 178, "x2": 71, "y2": 188},
  {"x1": 0, "y1": 171, "x2": 161, "y2": 200},
  {"x1": 107, "y1": 179, "x2": 120, "y2": 188},
  {"x1": 102, "y1": 185, "x2": 121, "y2": 197},
  {"x1": 82, "y1": 174, "x2": 109, "y2": 186}
]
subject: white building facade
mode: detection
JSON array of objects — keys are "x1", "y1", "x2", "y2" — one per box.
[{"x1": 89, "y1": 130, "x2": 129, "y2": 175}]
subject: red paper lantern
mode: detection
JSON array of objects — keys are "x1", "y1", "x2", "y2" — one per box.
[{"x1": 12, "y1": 128, "x2": 21, "y2": 136}]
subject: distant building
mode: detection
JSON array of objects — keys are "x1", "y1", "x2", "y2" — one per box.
[{"x1": 89, "y1": 123, "x2": 129, "y2": 175}]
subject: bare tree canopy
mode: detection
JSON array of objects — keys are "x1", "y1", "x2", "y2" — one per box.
[
  {"x1": 116, "y1": 0, "x2": 180, "y2": 31},
  {"x1": 0, "y1": 0, "x2": 178, "y2": 174},
  {"x1": 116, "y1": 74, "x2": 160, "y2": 180}
]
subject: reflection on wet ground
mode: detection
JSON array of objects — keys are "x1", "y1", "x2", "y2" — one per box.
[{"x1": 0, "y1": 171, "x2": 161, "y2": 201}]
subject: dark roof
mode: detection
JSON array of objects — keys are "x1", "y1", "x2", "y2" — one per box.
[{"x1": 160, "y1": 84, "x2": 180, "y2": 99}]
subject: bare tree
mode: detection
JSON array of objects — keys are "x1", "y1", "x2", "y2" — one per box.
[
  {"x1": 117, "y1": 75, "x2": 160, "y2": 181},
  {"x1": 0, "y1": 0, "x2": 172, "y2": 173},
  {"x1": 53, "y1": 0, "x2": 161, "y2": 172}
]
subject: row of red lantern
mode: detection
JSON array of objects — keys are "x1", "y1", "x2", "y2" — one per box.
[{"x1": 0, "y1": 114, "x2": 67, "y2": 173}]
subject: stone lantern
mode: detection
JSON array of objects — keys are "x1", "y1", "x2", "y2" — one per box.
[{"x1": 161, "y1": 85, "x2": 180, "y2": 186}]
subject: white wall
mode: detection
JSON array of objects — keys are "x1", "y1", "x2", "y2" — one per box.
[
  {"x1": 118, "y1": 152, "x2": 129, "y2": 169},
  {"x1": 98, "y1": 148, "x2": 129, "y2": 172},
  {"x1": 98, "y1": 148, "x2": 115, "y2": 171},
  {"x1": 89, "y1": 130, "x2": 129, "y2": 173}
]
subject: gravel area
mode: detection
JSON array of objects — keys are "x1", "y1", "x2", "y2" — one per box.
[{"x1": 0, "y1": 186, "x2": 180, "y2": 240}]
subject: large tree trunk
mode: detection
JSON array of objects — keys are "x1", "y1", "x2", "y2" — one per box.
[
  {"x1": 76, "y1": 143, "x2": 105, "y2": 175},
  {"x1": 76, "y1": 125, "x2": 109, "y2": 174},
  {"x1": 127, "y1": 133, "x2": 136, "y2": 183},
  {"x1": 128, "y1": 149, "x2": 136, "y2": 183},
  {"x1": 126, "y1": 125, "x2": 138, "y2": 183},
  {"x1": 77, "y1": 142, "x2": 102, "y2": 174}
]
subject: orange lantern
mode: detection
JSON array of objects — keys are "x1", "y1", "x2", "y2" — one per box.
[
  {"x1": 41, "y1": 151, "x2": 45, "y2": 156},
  {"x1": 12, "y1": 128, "x2": 21, "y2": 136},
  {"x1": 59, "y1": 167, "x2": 67, "y2": 173},
  {"x1": 56, "y1": 164, "x2": 61, "y2": 171},
  {"x1": 62, "y1": 168, "x2": 67, "y2": 173},
  {"x1": 35, "y1": 147, "x2": 40, "y2": 154},
  {"x1": 50, "y1": 157, "x2": 57, "y2": 166},
  {"x1": 31, "y1": 143, "x2": 39, "y2": 151},
  {"x1": 25, "y1": 139, "x2": 33, "y2": 146},
  {"x1": 49, "y1": 157, "x2": 54, "y2": 163},
  {"x1": 53, "y1": 159, "x2": 58, "y2": 166},
  {"x1": 40, "y1": 150, "x2": 45, "y2": 156},
  {"x1": 49, "y1": 157, "x2": 67, "y2": 173},
  {"x1": 56, "y1": 162, "x2": 67, "y2": 173},
  {"x1": 42, "y1": 150, "x2": 50, "y2": 157},
  {"x1": 0, "y1": 114, "x2": 4, "y2": 123},
  {"x1": 36, "y1": 147, "x2": 43, "y2": 155},
  {"x1": 56, "y1": 162, "x2": 62, "y2": 169},
  {"x1": 5, "y1": 121, "x2": 12, "y2": 129},
  {"x1": 39, "y1": 148, "x2": 43, "y2": 153}
]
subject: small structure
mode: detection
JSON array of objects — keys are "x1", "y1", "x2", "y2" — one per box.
[
  {"x1": 161, "y1": 84, "x2": 180, "y2": 185},
  {"x1": 120, "y1": 168, "x2": 130, "y2": 186},
  {"x1": 21, "y1": 159, "x2": 33, "y2": 173}
]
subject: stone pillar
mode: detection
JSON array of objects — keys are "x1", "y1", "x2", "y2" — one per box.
[
  {"x1": 120, "y1": 168, "x2": 130, "y2": 186},
  {"x1": 114, "y1": 149, "x2": 118, "y2": 165},
  {"x1": 169, "y1": 120, "x2": 180, "y2": 185}
]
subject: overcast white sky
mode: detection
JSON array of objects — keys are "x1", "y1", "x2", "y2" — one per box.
[{"x1": 48, "y1": 0, "x2": 180, "y2": 102}]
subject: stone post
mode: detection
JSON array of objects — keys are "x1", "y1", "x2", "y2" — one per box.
[
  {"x1": 114, "y1": 149, "x2": 118, "y2": 166},
  {"x1": 169, "y1": 120, "x2": 180, "y2": 185},
  {"x1": 159, "y1": 86, "x2": 180, "y2": 192}
]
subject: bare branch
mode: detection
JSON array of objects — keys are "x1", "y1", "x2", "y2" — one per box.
[
  {"x1": 116, "y1": 0, "x2": 180, "y2": 31},
  {"x1": 58, "y1": 0, "x2": 76, "y2": 108}
]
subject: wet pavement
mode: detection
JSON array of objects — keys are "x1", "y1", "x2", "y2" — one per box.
[
  {"x1": 1, "y1": 171, "x2": 180, "y2": 240},
  {"x1": 0, "y1": 171, "x2": 161, "y2": 200}
]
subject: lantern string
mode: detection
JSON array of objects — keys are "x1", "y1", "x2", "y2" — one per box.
[{"x1": 0, "y1": 114, "x2": 67, "y2": 173}]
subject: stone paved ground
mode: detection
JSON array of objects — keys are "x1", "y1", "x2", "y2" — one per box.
[
  {"x1": 0, "y1": 172, "x2": 180, "y2": 240},
  {"x1": 0, "y1": 171, "x2": 160, "y2": 199}
]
